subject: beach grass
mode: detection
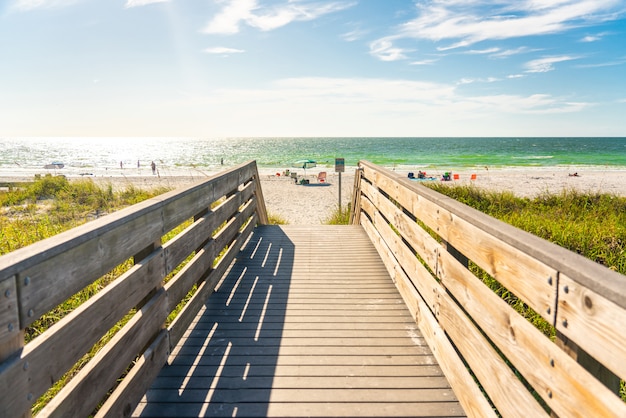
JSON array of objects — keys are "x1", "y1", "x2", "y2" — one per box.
[
  {"x1": 426, "y1": 183, "x2": 626, "y2": 274},
  {"x1": 325, "y1": 203, "x2": 351, "y2": 225}
]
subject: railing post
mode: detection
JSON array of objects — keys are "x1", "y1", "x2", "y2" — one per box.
[
  {"x1": 252, "y1": 165, "x2": 269, "y2": 225},
  {"x1": 349, "y1": 166, "x2": 363, "y2": 225},
  {"x1": 0, "y1": 276, "x2": 30, "y2": 417}
]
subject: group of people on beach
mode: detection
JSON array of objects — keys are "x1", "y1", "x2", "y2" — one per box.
[{"x1": 120, "y1": 160, "x2": 158, "y2": 175}]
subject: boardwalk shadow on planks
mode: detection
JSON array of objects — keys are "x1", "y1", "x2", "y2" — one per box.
[{"x1": 139, "y1": 225, "x2": 293, "y2": 417}]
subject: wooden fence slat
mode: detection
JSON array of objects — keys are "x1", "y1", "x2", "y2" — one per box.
[
  {"x1": 164, "y1": 199, "x2": 256, "y2": 315},
  {"x1": 360, "y1": 180, "x2": 440, "y2": 274},
  {"x1": 16, "y1": 209, "x2": 164, "y2": 328},
  {"x1": 166, "y1": 212, "x2": 257, "y2": 349},
  {"x1": 162, "y1": 183, "x2": 254, "y2": 285},
  {"x1": 0, "y1": 249, "x2": 165, "y2": 418},
  {"x1": 356, "y1": 160, "x2": 626, "y2": 416},
  {"x1": 437, "y1": 287, "x2": 549, "y2": 417},
  {"x1": 95, "y1": 329, "x2": 170, "y2": 418},
  {"x1": 557, "y1": 273, "x2": 626, "y2": 382},
  {"x1": 0, "y1": 161, "x2": 266, "y2": 418},
  {"x1": 361, "y1": 194, "x2": 547, "y2": 416},
  {"x1": 359, "y1": 196, "x2": 439, "y2": 312},
  {"x1": 39, "y1": 288, "x2": 169, "y2": 418},
  {"x1": 360, "y1": 162, "x2": 557, "y2": 323},
  {"x1": 437, "y1": 248, "x2": 626, "y2": 418},
  {"x1": 0, "y1": 276, "x2": 19, "y2": 361},
  {"x1": 160, "y1": 161, "x2": 257, "y2": 233},
  {"x1": 360, "y1": 217, "x2": 496, "y2": 418}
]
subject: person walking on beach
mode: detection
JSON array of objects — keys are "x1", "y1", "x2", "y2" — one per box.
[{"x1": 151, "y1": 161, "x2": 156, "y2": 175}]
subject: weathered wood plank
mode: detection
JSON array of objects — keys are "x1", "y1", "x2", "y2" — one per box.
[
  {"x1": 135, "y1": 401, "x2": 466, "y2": 418},
  {"x1": 361, "y1": 183, "x2": 549, "y2": 416},
  {"x1": 95, "y1": 329, "x2": 170, "y2": 418},
  {"x1": 135, "y1": 225, "x2": 464, "y2": 417},
  {"x1": 172, "y1": 345, "x2": 436, "y2": 357},
  {"x1": 158, "y1": 364, "x2": 443, "y2": 377},
  {"x1": 39, "y1": 289, "x2": 169, "y2": 418},
  {"x1": 360, "y1": 216, "x2": 495, "y2": 418},
  {"x1": 142, "y1": 387, "x2": 455, "y2": 402},
  {"x1": 161, "y1": 182, "x2": 254, "y2": 276},
  {"x1": 166, "y1": 213, "x2": 257, "y2": 349},
  {"x1": 164, "y1": 198, "x2": 256, "y2": 313},
  {"x1": 438, "y1": 245, "x2": 626, "y2": 418},
  {"x1": 0, "y1": 249, "x2": 164, "y2": 418},
  {"x1": 360, "y1": 163, "x2": 557, "y2": 323},
  {"x1": 557, "y1": 273, "x2": 626, "y2": 381},
  {"x1": 0, "y1": 276, "x2": 19, "y2": 361},
  {"x1": 168, "y1": 353, "x2": 437, "y2": 367},
  {"x1": 437, "y1": 284, "x2": 549, "y2": 417}
]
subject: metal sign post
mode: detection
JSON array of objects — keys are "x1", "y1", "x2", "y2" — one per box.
[{"x1": 335, "y1": 158, "x2": 345, "y2": 210}]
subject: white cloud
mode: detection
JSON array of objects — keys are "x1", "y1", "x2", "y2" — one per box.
[
  {"x1": 369, "y1": 0, "x2": 624, "y2": 59},
  {"x1": 199, "y1": 76, "x2": 589, "y2": 118},
  {"x1": 202, "y1": 0, "x2": 355, "y2": 35},
  {"x1": 183, "y1": 77, "x2": 593, "y2": 136},
  {"x1": 204, "y1": 46, "x2": 245, "y2": 54},
  {"x1": 125, "y1": 0, "x2": 169, "y2": 8},
  {"x1": 369, "y1": 38, "x2": 410, "y2": 61},
  {"x1": 524, "y1": 55, "x2": 578, "y2": 72},
  {"x1": 490, "y1": 47, "x2": 533, "y2": 58},
  {"x1": 341, "y1": 28, "x2": 368, "y2": 42},
  {"x1": 458, "y1": 77, "x2": 500, "y2": 85},
  {"x1": 466, "y1": 47, "x2": 500, "y2": 55},
  {"x1": 581, "y1": 35, "x2": 601, "y2": 42},
  {"x1": 410, "y1": 58, "x2": 438, "y2": 66}
]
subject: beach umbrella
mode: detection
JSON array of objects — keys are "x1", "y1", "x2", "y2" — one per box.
[
  {"x1": 293, "y1": 159, "x2": 317, "y2": 169},
  {"x1": 293, "y1": 159, "x2": 317, "y2": 177}
]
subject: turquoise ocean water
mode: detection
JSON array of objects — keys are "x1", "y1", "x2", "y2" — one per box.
[{"x1": 1, "y1": 137, "x2": 625, "y2": 176}]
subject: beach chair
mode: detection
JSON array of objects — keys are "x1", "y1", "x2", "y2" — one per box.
[
  {"x1": 470, "y1": 173, "x2": 477, "y2": 180},
  {"x1": 453, "y1": 173, "x2": 460, "y2": 180},
  {"x1": 317, "y1": 171, "x2": 327, "y2": 183}
]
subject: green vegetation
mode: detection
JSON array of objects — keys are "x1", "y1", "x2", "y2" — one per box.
[
  {"x1": 0, "y1": 174, "x2": 170, "y2": 255},
  {"x1": 325, "y1": 203, "x2": 351, "y2": 225},
  {"x1": 267, "y1": 211, "x2": 288, "y2": 225},
  {"x1": 426, "y1": 183, "x2": 626, "y2": 274}
]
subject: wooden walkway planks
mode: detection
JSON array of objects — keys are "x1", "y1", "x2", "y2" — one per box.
[{"x1": 133, "y1": 225, "x2": 465, "y2": 417}]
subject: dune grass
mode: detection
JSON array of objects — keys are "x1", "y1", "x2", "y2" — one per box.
[
  {"x1": 325, "y1": 203, "x2": 351, "y2": 225},
  {"x1": 425, "y1": 183, "x2": 626, "y2": 274}
]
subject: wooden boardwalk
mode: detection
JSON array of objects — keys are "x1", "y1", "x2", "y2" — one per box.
[{"x1": 133, "y1": 225, "x2": 465, "y2": 417}]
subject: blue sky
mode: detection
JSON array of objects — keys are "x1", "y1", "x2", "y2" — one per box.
[{"x1": 1, "y1": 0, "x2": 625, "y2": 137}]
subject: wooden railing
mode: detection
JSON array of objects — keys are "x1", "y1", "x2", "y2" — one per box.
[
  {"x1": 351, "y1": 160, "x2": 626, "y2": 418},
  {"x1": 0, "y1": 161, "x2": 267, "y2": 418}
]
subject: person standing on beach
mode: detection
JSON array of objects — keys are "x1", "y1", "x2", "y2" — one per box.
[{"x1": 151, "y1": 161, "x2": 156, "y2": 175}]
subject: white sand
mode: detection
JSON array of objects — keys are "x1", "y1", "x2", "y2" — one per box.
[{"x1": 2, "y1": 167, "x2": 626, "y2": 225}]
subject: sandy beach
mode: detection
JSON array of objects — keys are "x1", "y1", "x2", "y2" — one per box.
[{"x1": 2, "y1": 166, "x2": 626, "y2": 225}]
